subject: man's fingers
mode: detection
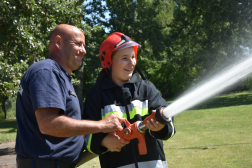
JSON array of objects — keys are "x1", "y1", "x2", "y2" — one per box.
[
  {"x1": 101, "y1": 118, "x2": 122, "y2": 133},
  {"x1": 105, "y1": 114, "x2": 124, "y2": 131},
  {"x1": 110, "y1": 114, "x2": 124, "y2": 130},
  {"x1": 117, "y1": 116, "x2": 126, "y2": 123}
]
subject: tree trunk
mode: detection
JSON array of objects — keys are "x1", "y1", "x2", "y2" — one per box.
[
  {"x1": 2, "y1": 98, "x2": 7, "y2": 119},
  {"x1": 74, "y1": 63, "x2": 85, "y2": 115}
]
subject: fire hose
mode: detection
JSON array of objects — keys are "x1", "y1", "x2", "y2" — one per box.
[{"x1": 76, "y1": 107, "x2": 171, "y2": 167}]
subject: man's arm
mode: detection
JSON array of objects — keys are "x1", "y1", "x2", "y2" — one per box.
[{"x1": 35, "y1": 108, "x2": 123, "y2": 137}]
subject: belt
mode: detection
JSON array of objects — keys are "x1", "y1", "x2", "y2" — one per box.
[{"x1": 17, "y1": 158, "x2": 76, "y2": 168}]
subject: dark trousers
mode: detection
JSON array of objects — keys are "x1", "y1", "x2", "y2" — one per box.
[{"x1": 16, "y1": 158, "x2": 76, "y2": 168}]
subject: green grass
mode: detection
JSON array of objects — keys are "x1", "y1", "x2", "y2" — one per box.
[
  {"x1": 166, "y1": 105, "x2": 252, "y2": 168},
  {"x1": 77, "y1": 157, "x2": 100, "y2": 168},
  {"x1": 1, "y1": 91, "x2": 252, "y2": 167},
  {"x1": 165, "y1": 91, "x2": 252, "y2": 168},
  {"x1": 0, "y1": 119, "x2": 17, "y2": 142}
]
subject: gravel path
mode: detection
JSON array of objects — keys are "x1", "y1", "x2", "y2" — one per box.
[{"x1": 0, "y1": 141, "x2": 16, "y2": 168}]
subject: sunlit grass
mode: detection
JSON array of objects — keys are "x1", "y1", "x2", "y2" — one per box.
[
  {"x1": 165, "y1": 104, "x2": 252, "y2": 168},
  {"x1": 0, "y1": 119, "x2": 17, "y2": 142}
]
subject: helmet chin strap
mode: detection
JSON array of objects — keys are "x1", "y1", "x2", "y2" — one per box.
[
  {"x1": 109, "y1": 66, "x2": 113, "y2": 81},
  {"x1": 135, "y1": 65, "x2": 146, "y2": 80}
]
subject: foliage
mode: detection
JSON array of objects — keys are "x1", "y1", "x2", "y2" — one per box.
[
  {"x1": 0, "y1": 59, "x2": 29, "y2": 97},
  {"x1": 0, "y1": 0, "x2": 103, "y2": 117},
  {"x1": 1, "y1": 0, "x2": 252, "y2": 115},
  {"x1": 165, "y1": 0, "x2": 252, "y2": 94},
  {"x1": 68, "y1": 0, "x2": 252, "y2": 99},
  {"x1": 0, "y1": 0, "x2": 91, "y2": 96},
  {"x1": 82, "y1": 26, "x2": 106, "y2": 96},
  {"x1": 119, "y1": 0, "x2": 252, "y2": 98},
  {"x1": 84, "y1": 0, "x2": 252, "y2": 98}
]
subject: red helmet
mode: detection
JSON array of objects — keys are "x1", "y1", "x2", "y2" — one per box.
[{"x1": 99, "y1": 32, "x2": 141, "y2": 69}]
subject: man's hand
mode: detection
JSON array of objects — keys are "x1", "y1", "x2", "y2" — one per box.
[
  {"x1": 101, "y1": 132, "x2": 130, "y2": 152},
  {"x1": 98, "y1": 114, "x2": 124, "y2": 133}
]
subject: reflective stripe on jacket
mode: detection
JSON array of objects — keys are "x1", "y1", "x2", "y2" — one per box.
[
  {"x1": 101, "y1": 100, "x2": 149, "y2": 119},
  {"x1": 118, "y1": 160, "x2": 168, "y2": 168}
]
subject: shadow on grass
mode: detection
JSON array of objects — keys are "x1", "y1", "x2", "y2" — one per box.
[
  {"x1": 170, "y1": 142, "x2": 252, "y2": 150},
  {"x1": 192, "y1": 93, "x2": 252, "y2": 110},
  {"x1": 0, "y1": 128, "x2": 17, "y2": 134},
  {"x1": 0, "y1": 120, "x2": 17, "y2": 133},
  {"x1": 0, "y1": 147, "x2": 16, "y2": 155}
]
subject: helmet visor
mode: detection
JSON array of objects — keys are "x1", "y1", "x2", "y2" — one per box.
[{"x1": 114, "y1": 41, "x2": 141, "y2": 52}]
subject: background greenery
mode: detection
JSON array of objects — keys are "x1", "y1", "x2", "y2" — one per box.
[
  {"x1": 1, "y1": 1, "x2": 251, "y2": 167},
  {"x1": 1, "y1": 0, "x2": 252, "y2": 119},
  {"x1": 1, "y1": 91, "x2": 251, "y2": 167}
]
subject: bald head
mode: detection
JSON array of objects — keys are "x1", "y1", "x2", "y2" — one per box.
[
  {"x1": 48, "y1": 24, "x2": 86, "y2": 74},
  {"x1": 49, "y1": 24, "x2": 83, "y2": 50}
]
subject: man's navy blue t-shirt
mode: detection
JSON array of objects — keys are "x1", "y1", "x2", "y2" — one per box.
[{"x1": 15, "y1": 58, "x2": 84, "y2": 164}]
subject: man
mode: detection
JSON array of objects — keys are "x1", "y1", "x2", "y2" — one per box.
[{"x1": 15, "y1": 24, "x2": 123, "y2": 168}]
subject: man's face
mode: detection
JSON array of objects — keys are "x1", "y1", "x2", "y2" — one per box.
[{"x1": 61, "y1": 28, "x2": 86, "y2": 72}]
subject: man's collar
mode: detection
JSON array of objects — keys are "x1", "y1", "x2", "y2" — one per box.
[{"x1": 47, "y1": 57, "x2": 72, "y2": 81}]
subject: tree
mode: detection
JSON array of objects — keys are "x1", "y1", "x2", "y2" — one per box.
[
  {"x1": 166, "y1": 0, "x2": 252, "y2": 95},
  {"x1": 0, "y1": 0, "x2": 97, "y2": 118}
]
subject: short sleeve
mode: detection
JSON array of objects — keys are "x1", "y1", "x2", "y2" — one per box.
[{"x1": 29, "y1": 69, "x2": 65, "y2": 112}]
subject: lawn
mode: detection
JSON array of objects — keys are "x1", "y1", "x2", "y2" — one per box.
[
  {"x1": 1, "y1": 91, "x2": 252, "y2": 168},
  {"x1": 0, "y1": 119, "x2": 17, "y2": 142},
  {"x1": 165, "y1": 103, "x2": 252, "y2": 167}
]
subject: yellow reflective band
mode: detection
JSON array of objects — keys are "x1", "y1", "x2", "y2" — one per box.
[
  {"x1": 129, "y1": 106, "x2": 149, "y2": 119},
  {"x1": 102, "y1": 111, "x2": 127, "y2": 119},
  {"x1": 86, "y1": 134, "x2": 95, "y2": 154},
  {"x1": 167, "y1": 121, "x2": 175, "y2": 140},
  {"x1": 101, "y1": 100, "x2": 149, "y2": 119},
  {"x1": 101, "y1": 107, "x2": 149, "y2": 119}
]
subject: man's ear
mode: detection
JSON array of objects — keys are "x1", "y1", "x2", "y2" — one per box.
[{"x1": 55, "y1": 35, "x2": 62, "y2": 49}]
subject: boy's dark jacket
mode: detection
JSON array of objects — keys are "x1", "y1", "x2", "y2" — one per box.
[{"x1": 83, "y1": 73, "x2": 176, "y2": 168}]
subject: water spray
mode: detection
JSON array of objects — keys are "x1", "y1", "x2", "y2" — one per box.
[{"x1": 163, "y1": 55, "x2": 252, "y2": 118}]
